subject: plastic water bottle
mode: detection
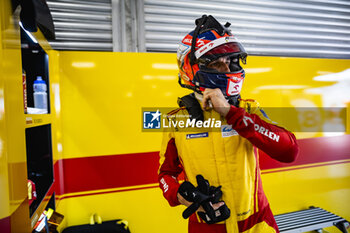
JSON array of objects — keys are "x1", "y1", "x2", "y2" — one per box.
[{"x1": 33, "y1": 76, "x2": 48, "y2": 111}]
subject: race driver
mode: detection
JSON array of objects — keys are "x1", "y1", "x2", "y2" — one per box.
[{"x1": 158, "y1": 15, "x2": 299, "y2": 233}]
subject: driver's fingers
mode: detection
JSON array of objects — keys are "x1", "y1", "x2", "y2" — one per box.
[
  {"x1": 202, "y1": 89, "x2": 214, "y2": 110},
  {"x1": 202, "y1": 92, "x2": 210, "y2": 110},
  {"x1": 211, "y1": 201, "x2": 225, "y2": 210},
  {"x1": 198, "y1": 201, "x2": 225, "y2": 213}
]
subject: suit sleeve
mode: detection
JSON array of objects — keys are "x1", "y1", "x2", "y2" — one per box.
[
  {"x1": 158, "y1": 131, "x2": 183, "y2": 206},
  {"x1": 225, "y1": 105, "x2": 299, "y2": 163}
]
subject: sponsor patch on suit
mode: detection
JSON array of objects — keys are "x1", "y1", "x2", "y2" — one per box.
[
  {"x1": 186, "y1": 132, "x2": 209, "y2": 139},
  {"x1": 221, "y1": 125, "x2": 238, "y2": 138}
]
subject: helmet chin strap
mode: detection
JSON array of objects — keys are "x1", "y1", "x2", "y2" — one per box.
[{"x1": 227, "y1": 94, "x2": 240, "y2": 107}]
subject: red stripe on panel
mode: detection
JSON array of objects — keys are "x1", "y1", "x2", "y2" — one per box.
[
  {"x1": 57, "y1": 135, "x2": 350, "y2": 196},
  {"x1": 54, "y1": 159, "x2": 65, "y2": 195},
  {"x1": 0, "y1": 216, "x2": 10, "y2": 233},
  {"x1": 259, "y1": 134, "x2": 350, "y2": 170},
  {"x1": 61, "y1": 152, "x2": 159, "y2": 194}
]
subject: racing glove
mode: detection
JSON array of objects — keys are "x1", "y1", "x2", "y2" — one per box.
[{"x1": 178, "y1": 175, "x2": 230, "y2": 224}]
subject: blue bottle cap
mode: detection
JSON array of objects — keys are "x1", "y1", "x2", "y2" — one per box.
[{"x1": 34, "y1": 76, "x2": 46, "y2": 84}]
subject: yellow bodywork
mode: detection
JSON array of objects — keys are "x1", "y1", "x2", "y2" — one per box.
[
  {"x1": 0, "y1": 2, "x2": 61, "y2": 232},
  {"x1": 0, "y1": 1, "x2": 31, "y2": 232}
]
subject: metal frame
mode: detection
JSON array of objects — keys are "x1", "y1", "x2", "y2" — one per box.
[
  {"x1": 136, "y1": 0, "x2": 146, "y2": 52},
  {"x1": 275, "y1": 207, "x2": 350, "y2": 233},
  {"x1": 141, "y1": 0, "x2": 350, "y2": 58},
  {"x1": 47, "y1": 0, "x2": 113, "y2": 51}
]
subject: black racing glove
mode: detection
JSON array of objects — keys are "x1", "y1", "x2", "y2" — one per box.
[{"x1": 177, "y1": 175, "x2": 231, "y2": 224}]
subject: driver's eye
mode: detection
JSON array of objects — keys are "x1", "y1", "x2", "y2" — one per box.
[
  {"x1": 213, "y1": 61, "x2": 221, "y2": 66},
  {"x1": 208, "y1": 62, "x2": 222, "y2": 69},
  {"x1": 211, "y1": 59, "x2": 229, "y2": 67}
]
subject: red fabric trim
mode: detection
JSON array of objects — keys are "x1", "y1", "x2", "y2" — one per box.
[
  {"x1": 189, "y1": 213, "x2": 206, "y2": 223},
  {"x1": 257, "y1": 159, "x2": 268, "y2": 211},
  {"x1": 158, "y1": 138, "x2": 183, "y2": 206},
  {"x1": 256, "y1": 153, "x2": 279, "y2": 232},
  {"x1": 189, "y1": 221, "x2": 227, "y2": 233},
  {"x1": 237, "y1": 205, "x2": 279, "y2": 232},
  {"x1": 225, "y1": 106, "x2": 299, "y2": 163},
  {"x1": 253, "y1": 147, "x2": 258, "y2": 214}
]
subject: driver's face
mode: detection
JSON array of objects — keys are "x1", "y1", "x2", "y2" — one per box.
[{"x1": 206, "y1": 56, "x2": 230, "y2": 72}]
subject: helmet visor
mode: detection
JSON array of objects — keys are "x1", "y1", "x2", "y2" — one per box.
[{"x1": 198, "y1": 42, "x2": 247, "y2": 65}]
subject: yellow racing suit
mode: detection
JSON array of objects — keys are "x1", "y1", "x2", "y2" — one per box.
[{"x1": 158, "y1": 96, "x2": 299, "y2": 233}]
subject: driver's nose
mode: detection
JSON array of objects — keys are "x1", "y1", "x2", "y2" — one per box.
[{"x1": 219, "y1": 63, "x2": 230, "y2": 73}]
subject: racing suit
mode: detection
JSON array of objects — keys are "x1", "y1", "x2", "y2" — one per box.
[{"x1": 158, "y1": 95, "x2": 299, "y2": 233}]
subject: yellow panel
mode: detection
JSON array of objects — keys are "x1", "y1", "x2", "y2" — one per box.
[
  {"x1": 59, "y1": 52, "x2": 190, "y2": 158},
  {"x1": 59, "y1": 52, "x2": 350, "y2": 158},
  {"x1": 0, "y1": 0, "x2": 11, "y2": 219},
  {"x1": 0, "y1": 0, "x2": 28, "y2": 220},
  {"x1": 265, "y1": 163, "x2": 350, "y2": 233},
  {"x1": 46, "y1": 50, "x2": 62, "y2": 163},
  {"x1": 24, "y1": 114, "x2": 52, "y2": 128},
  {"x1": 0, "y1": 2, "x2": 58, "y2": 231},
  {"x1": 263, "y1": 163, "x2": 350, "y2": 220}
]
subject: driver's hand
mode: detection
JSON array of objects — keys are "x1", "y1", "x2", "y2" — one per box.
[
  {"x1": 202, "y1": 88, "x2": 231, "y2": 117},
  {"x1": 177, "y1": 192, "x2": 224, "y2": 213}
]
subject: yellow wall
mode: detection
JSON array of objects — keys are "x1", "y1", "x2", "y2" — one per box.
[
  {"x1": 58, "y1": 52, "x2": 189, "y2": 158},
  {"x1": 56, "y1": 51, "x2": 350, "y2": 233}
]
